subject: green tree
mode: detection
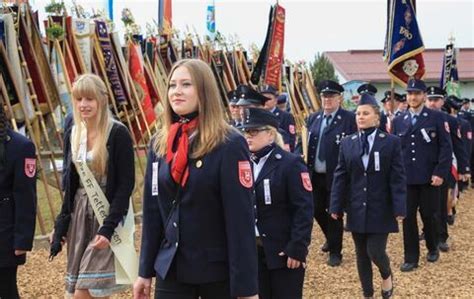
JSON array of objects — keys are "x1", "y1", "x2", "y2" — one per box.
[{"x1": 310, "y1": 53, "x2": 338, "y2": 89}]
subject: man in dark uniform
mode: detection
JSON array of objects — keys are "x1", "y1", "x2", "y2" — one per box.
[
  {"x1": 0, "y1": 115, "x2": 37, "y2": 298},
  {"x1": 425, "y1": 86, "x2": 469, "y2": 252},
  {"x1": 445, "y1": 96, "x2": 472, "y2": 225},
  {"x1": 392, "y1": 79, "x2": 452, "y2": 272},
  {"x1": 458, "y1": 97, "x2": 474, "y2": 187},
  {"x1": 261, "y1": 85, "x2": 297, "y2": 152},
  {"x1": 228, "y1": 90, "x2": 242, "y2": 128},
  {"x1": 304, "y1": 80, "x2": 357, "y2": 266},
  {"x1": 396, "y1": 94, "x2": 409, "y2": 117}
]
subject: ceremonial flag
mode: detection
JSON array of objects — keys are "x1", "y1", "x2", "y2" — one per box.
[
  {"x1": 128, "y1": 41, "x2": 156, "y2": 126},
  {"x1": 0, "y1": 14, "x2": 35, "y2": 122},
  {"x1": 263, "y1": 4, "x2": 285, "y2": 89},
  {"x1": 71, "y1": 18, "x2": 91, "y2": 73},
  {"x1": 206, "y1": 0, "x2": 216, "y2": 40},
  {"x1": 104, "y1": 0, "x2": 114, "y2": 21},
  {"x1": 440, "y1": 42, "x2": 461, "y2": 97},
  {"x1": 95, "y1": 20, "x2": 127, "y2": 104},
  {"x1": 251, "y1": 5, "x2": 274, "y2": 85},
  {"x1": 383, "y1": 0, "x2": 425, "y2": 87},
  {"x1": 159, "y1": 0, "x2": 172, "y2": 34}
]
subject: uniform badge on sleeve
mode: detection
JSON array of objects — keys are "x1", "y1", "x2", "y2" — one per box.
[
  {"x1": 238, "y1": 161, "x2": 253, "y2": 188},
  {"x1": 289, "y1": 124, "x2": 296, "y2": 135},
  {"x1": 444, "y1": 121, "x2": 450, "y2": 133},
  {"x1": 24, "y1": 158, "x2": 36, "y2": 178},
  {"x1": 301, "y1": 172, "x2": 313, "y2": 192}
]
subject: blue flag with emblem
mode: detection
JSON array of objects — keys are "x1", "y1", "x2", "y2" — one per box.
[{"x1": 383, "y1": 0, "x2": 425, "y2": 87}]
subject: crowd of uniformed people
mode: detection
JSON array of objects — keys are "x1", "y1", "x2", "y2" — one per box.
[{"x1": 1, "y1": 58, "x2": 474, "y2": 299}]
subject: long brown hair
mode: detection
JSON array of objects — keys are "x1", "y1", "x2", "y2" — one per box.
[
  {"x1": 71, "y1": 74, "x2": 113, "y2": 175},
  {"x1": 154, "y1": 59, "x2": 231, "y2": 158}
]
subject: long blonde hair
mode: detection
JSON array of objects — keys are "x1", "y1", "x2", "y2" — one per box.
[
  {"x1": 71, "y1": 74, "x2": 113, "y2": 175},
  {"x1": 154, "y1": 59, "x2": 231, "y2": 158}
]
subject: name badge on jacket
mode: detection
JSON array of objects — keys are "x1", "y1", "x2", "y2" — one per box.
[
  {"x1": 152, "y1": 162, "x2": 159, "y2": 196},
  {"x1": 374, "y1": 151, "x2": 380, "y2": 172},
  {"x1": 421, "y1": 128, "x2": 431, "y2": 143},
  {"x1": 264, "y1": 179, "x2": 272, "y2": 205}
]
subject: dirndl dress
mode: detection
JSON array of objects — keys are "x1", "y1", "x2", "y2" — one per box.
[{"x1": 65, "y1": 155, "x2": 127, "y2": 297}]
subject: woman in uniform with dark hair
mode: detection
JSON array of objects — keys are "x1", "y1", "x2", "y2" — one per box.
[
  {"x1": 134, "y1": 59, "x2": 258, "y2": 299},
  {"x1": 330, "y1": 94, "x2": 407, "y2": 299},
  {"x1": 0, "y1": 101, "x2": 37, "y2": 299},
  {"x1": 240, "y1": 107, "x2": 313, "y2": 299}
]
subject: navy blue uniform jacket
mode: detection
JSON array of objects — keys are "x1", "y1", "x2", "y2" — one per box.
[
  {"x1": 445, "y1": 113, "x2": 469, "y2": 176},
  {"x1": 139, "y1": 130, "x2": 258, "y2": 297},
  {"x1": 273, "y1": 107, "x2": 296, "y2": 152},
  {"x1": 460, "y1": 118, "x2": 472, "y2": 160},
  {"x1": 0, "y1": 129, "x2": 37, "y2": 267},
  {"x1": 329, "y1": 130, "x2": 406, "y2": 233},
  {"x1": 458, "y1": 117, "x2": 472, "y2": 174},
  {"x1": 55, "y1": 118, "x2": 135, "y2": 241},
  {"x1": 306, "y1": 108, "x2": 357, "y2": 189},
  {"x1": 392, "y1": 107, "x2": 453, "y2": 185},
  {"x1": 254, "y1": 146, "x2": 313, "y2": 269}
]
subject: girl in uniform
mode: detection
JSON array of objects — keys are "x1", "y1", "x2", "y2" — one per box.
[
  {"x1": 240, "y1": 107, "x2": 313, "y2": 299},
  {"x1": 134, "y1": 59, "x2": 258, "y2": 299},
  {"x1": 330, "y1": 94, "x2": 407, "y2": 299}
]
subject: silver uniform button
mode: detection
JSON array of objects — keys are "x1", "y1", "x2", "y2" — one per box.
[{"x1": 173, "y1": 222, "x2": 177, "y2": 228}]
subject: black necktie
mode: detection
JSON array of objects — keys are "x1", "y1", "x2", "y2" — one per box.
[
  {"x1": 360, "y1": 127, "x2": 376, "y2": 156},
  {"x1": 317, "y1": 114, "x2": 332, "y2": 161}
]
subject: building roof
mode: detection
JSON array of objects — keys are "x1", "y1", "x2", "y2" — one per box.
[{"x1": 325, "y1": 48, "x2": 474, "y2": 83}]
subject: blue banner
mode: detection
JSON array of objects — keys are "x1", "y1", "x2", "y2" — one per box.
[
  {"x1": 384, "y1": 0, "x2": 425, "y2": 86},
  {"x1": 206, "y1": 1, "x2": 216, "y2": 40},
  {"x1": 108, "y1": 0, "x2": 114, "y2": 21}
]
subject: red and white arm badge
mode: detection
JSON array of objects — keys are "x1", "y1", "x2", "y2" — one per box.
[
  {"x1": 238, "y1": 161, "x2": 253, "y2": 188},
  {"x1": 301, "y1": 172, "x2": 313, "y2": 192},
  {"x1": 24, "y1": 158, "x2": 36, "y2": 178}
]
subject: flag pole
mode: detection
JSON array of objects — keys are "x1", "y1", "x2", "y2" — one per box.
[{"x1": 390, "y1": 79, "x2": 395, "y2": 115}]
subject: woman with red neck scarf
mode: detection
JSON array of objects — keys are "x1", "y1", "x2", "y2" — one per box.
[{"x1": 134, "y1": 59, "x2": 258, "y2": 299}]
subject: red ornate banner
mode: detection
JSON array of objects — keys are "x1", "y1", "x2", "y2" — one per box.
[{"x1": 263, "y1": 4, "x2": 285, "y2": 88}]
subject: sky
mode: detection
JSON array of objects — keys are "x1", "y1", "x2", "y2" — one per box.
[{"x1": 33, "y1": 0, "x2": 474, "y2": 63}]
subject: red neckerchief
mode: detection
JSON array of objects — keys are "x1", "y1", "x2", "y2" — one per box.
[{"x1": 166, "y1": 117, "x2": 199, "y2": 186}]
